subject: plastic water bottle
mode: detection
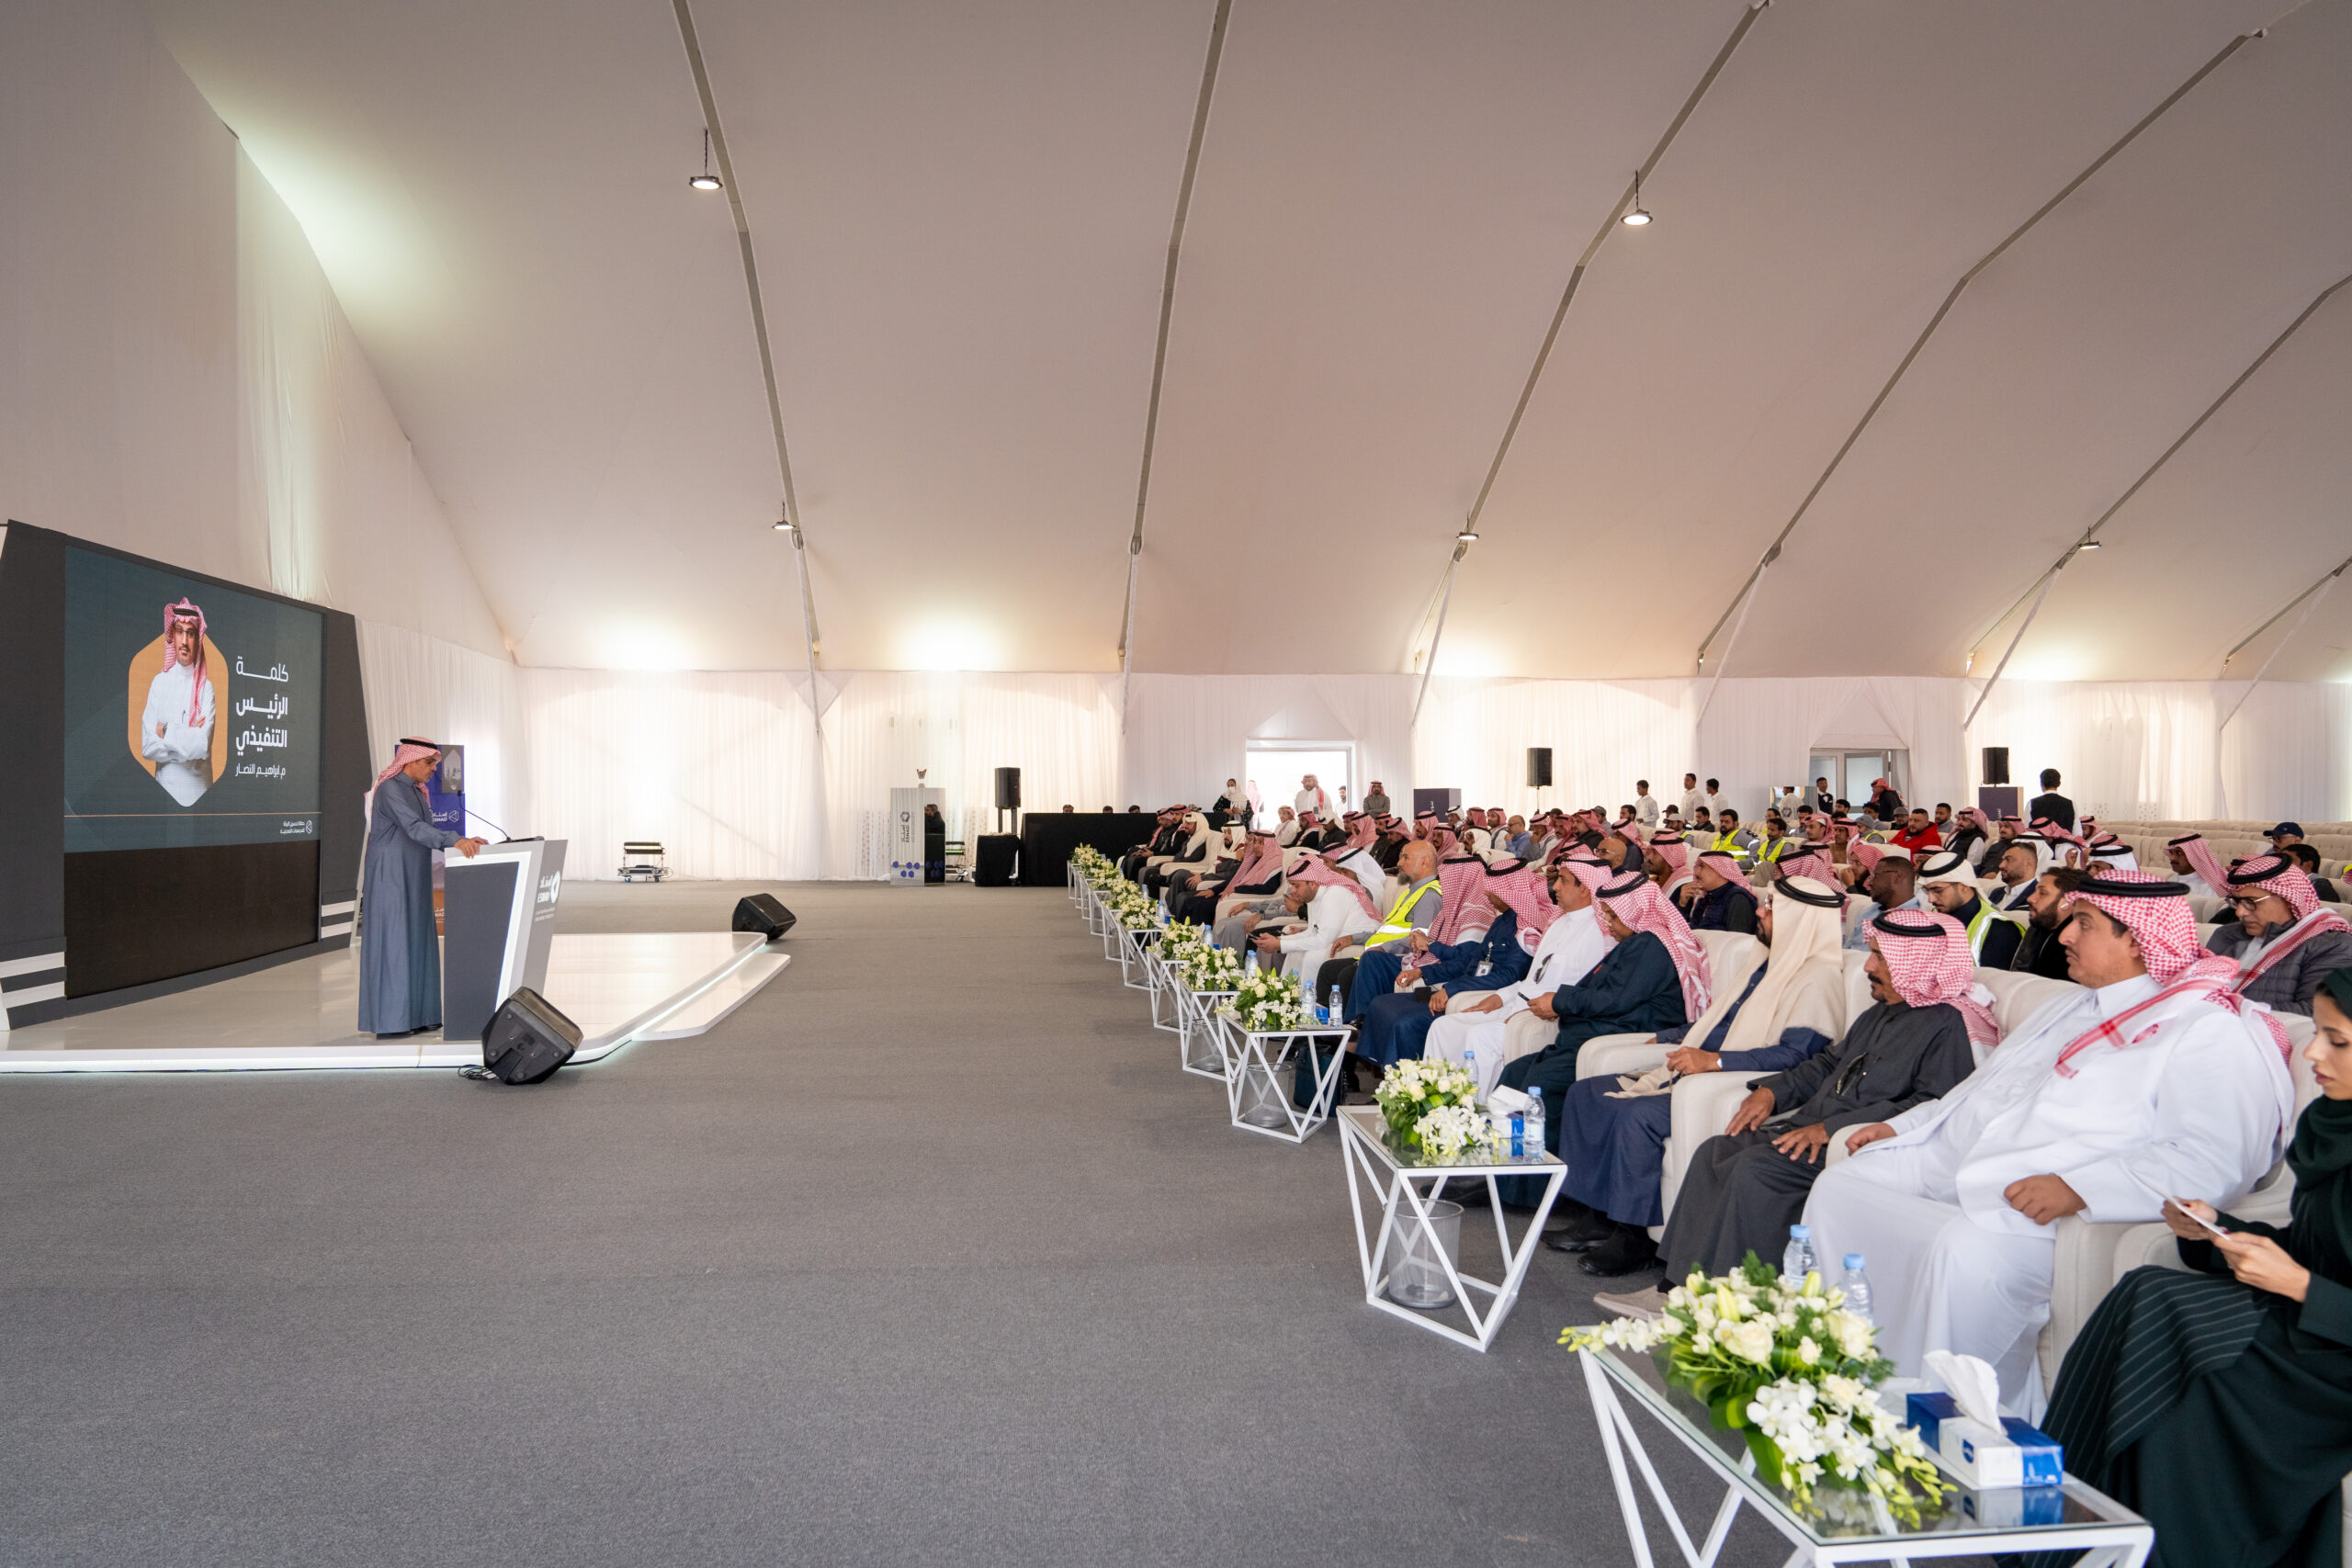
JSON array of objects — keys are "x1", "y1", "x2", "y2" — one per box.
[
  {"x1": 1299, "y1": 971, "x2": 1319, "y2": 1021},
  {"x1": 1783, "y1": 1224, "x2": 1818, "y2": 1284},
  {"x1": 1328, "y1": 985, "x2": 1344, "y2": 1029},
  {"x1": 1523, "y1": 1087, "x2": 1545, "y2": 1159},
  {"x1": 1840, "y1": 1254, "x2": 1874, "y2": 1324}
]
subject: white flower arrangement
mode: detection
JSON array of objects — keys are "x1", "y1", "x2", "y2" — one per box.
[
  {"x1": 1180, "y1": 943, "x2": 1245, "y2": 993},
  {"x1": 1227, "y1": 964, "x2": 1308, "y2": 1032},
  {"x1": 1562, "y1": 1259, "x2": 1949, "y2": 1524},
  {"x1": 1409, "y1": 1102, "x2": 1498, "y2": 1162},
  {"x1": 1372, "y1": 1056, "x2": 1479, "y2": 1148},
  {"x1": 1156, "y1": 920, "x2": 1210, "y2": 962},
  {"x1": 1106, "y1": 885, "x2": 1160, "y2": 931}
]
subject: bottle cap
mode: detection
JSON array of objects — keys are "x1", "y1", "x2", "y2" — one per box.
[
  {"x1": 1844, "y1": 1254, "x2": 1865, "y2": 1269},
  {"x1": 1790, "y1": 1224, "x2": 1810, "y2": 1238}
]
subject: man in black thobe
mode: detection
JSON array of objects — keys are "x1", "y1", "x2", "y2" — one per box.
[{"x1": 1659, "y1": 921, "x2": 1977, "y2": 1280}]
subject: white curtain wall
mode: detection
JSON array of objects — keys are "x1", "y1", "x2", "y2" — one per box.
[
  {"x1": 503, "y1": 667, "x2": 2351, "y2": 880},
  {"x1": 356, "y1": 619, "x2": 529, "y2": 837}
]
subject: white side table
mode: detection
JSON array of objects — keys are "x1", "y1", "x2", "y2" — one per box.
[
  {"x1": 1177, "y1": 986, "x2": 1237, "y2": 1079},
  {"x1": 1222, "y1": 1019, "x2": 1351, "y2": 1143},
  {"x1": 1575, "y1": 1341, "x2": 2153, "y2": 1565},
  {"x1": 1334, "y1": 1105, "x2": 1565, "y2": 1352}
]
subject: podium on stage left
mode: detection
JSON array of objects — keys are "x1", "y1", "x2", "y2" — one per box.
[{"x1": 442, "y1": 839, "x2": 566, "y2": 1041}]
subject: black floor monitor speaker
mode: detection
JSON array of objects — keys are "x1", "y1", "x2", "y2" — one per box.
[
  {"x1": 732, "y1": 892, "x2": 797, "y2": 942},
  {"x1": 1982, "y1": 746, "x2": 2010, "y2": 785},
  {"x1": 1526, "y1": 748, "x2": 1553, "y2": 788},
  {"x1": 994, "y1": 766, "x2": 1022, "y2": 810},
  {"x1": 481, "y1": 987, "x2": 581, "y2": 1084}
]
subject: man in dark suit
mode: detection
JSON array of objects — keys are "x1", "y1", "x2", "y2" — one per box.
[{"x1": 2027, "y1": 767, "x2": 2075, "y2": 831}]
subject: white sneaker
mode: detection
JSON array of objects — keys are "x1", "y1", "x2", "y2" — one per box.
[{"x1": 1591, "y1": 1284, "x2": 1671, "y2": 1323}]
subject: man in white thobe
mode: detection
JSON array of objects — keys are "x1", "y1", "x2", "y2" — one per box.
[
  {"x1": 1427, "y1": 860, "x2": 1611, "y2": 1095},
  {"x1": 1254, "y1": 872, "x2": 1375, "y2": 984},
  {"x1": 1293, "y1": 774, "x2": 1331, "y2": 821},
  {"x1": 1803, "y1": 872, "x2": 2292, "y2": 1415},
  {"x1": 1678, "y1": 774, "x2": 1704, "y2": 821}
]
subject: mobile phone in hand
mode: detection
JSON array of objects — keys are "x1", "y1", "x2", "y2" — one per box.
[{"x1": 2169, "y1": 1200, "x2": 2230, "y2": 1239}]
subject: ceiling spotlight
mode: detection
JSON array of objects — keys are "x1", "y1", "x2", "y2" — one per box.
[
  {"x1": 1622, "y1": 168, "x2": 1651, "y2": 227},
  {"x1": 772, "y1": 518, "x2": 795, "y2": 533},
  {"x1": 2076, "y1": 539, "x2": 2102, "y2": 551},
  {"x1": 1456, "y1": 528, "x2": 1479, "y2": 543},
  {"x1": 689, "y1": 128, "x2": 723, "y2": 192}
]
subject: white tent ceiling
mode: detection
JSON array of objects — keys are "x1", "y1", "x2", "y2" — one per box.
[{"x1": 142, "y1": 0, "x2": 2352, "y2": 680}]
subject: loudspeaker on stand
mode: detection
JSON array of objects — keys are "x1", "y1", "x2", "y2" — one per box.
[{"x1": 1526, "y1": 748, "x2": 1553, "y2": 789}]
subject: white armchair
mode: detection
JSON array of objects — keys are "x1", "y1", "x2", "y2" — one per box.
[{"x1": 1571, "y1": 930, "x2": 1768, "y2": 1084}]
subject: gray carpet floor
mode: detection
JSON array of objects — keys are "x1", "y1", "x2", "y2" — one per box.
[{"x1": 0, "y1": 882, "x2": 1932, "y2": 1566}]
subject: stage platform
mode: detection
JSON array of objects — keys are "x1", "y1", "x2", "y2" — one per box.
[{"x1": 0, "y1": 931, "x2": 788, "y2": 1073}]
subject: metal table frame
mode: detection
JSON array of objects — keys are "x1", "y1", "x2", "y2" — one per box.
[
  {"x1": 1575, "y1": 1344, "x2": 2153, "y2": 1567},
  {"x1": 1223, "y1": 1020, "x2": 1351, "y2": 1143},
  {"x1": 1334, "y1": 1105, "x2": 1565, "y2": 1352}
]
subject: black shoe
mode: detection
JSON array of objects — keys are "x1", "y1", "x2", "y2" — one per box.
[
  {"x1": 1577, "y1": 1224, "x2": 1660, "y2": 1277},
  {"x1": 1543, "y1": 1210, "x2": 1616, "y2": 1253},
  {"x1": 1542, "y1": 1198, "x2": 1599, "y2": 1234}
]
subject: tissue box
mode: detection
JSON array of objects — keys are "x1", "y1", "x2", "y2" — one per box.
[
  {"x1": 1959, "y1": 1483, "x2": 2069, "y2": 1529},
  {"x1": 1905, "y1": 1393, "x2": 2063, "y2": 1489}
]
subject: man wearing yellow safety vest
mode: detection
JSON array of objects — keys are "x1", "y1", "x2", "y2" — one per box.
[
  {"x1": 1916, "y1": 850, "x2": 2026, "y2": 971},
  {"x1": 1707, "y1": 808, "x2": 1759, "y2": 864},
  {"x1": 1308, "y1": 839, "x2": 1442, "y2": 1017},
  {"x1": 1752, "y1": 815, "x2": 1793, "y2": 867}
]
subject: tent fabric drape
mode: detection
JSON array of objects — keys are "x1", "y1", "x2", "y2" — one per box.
[{"x1": 484, "y1": 668, "x2": 2352, "y2": 881}]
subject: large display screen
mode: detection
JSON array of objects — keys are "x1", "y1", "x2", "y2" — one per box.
[{"x1": 62, "y1": 547, "x2": 322, "y2": 852}]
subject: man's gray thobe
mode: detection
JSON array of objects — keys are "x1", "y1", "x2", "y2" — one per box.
[{"x1": 357, "y1": 775, "x2": 461, "y2": 1034}]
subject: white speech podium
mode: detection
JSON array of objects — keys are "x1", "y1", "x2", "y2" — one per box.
[{"x1": 442, "y1": 839, "x2": 566, "y2": 1041}]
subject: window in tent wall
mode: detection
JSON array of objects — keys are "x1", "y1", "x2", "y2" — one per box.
[{"x1": 1243, "y1": 744, "x2": 1353, "y2": 830}]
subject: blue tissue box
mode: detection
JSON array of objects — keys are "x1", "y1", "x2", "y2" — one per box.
[
  {"x1": 1905, "y1": 1392, "x2": 2064, "y2": 1488},
  {"x1": 1960, "y1": 1483, "x2": 2069, "y2": 1529}
]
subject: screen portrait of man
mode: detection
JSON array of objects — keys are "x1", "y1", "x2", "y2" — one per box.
[{"x1": 133, "y1": 597, "x2": 222, "y2": 807}]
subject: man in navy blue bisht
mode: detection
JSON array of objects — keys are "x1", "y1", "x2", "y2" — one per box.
[
  {"x1": 1477, "y1": 872, "x2": 1711, "y2": 1209},
  {"x1": 356, "y1": 739, "x2": 485, "y2": 1038}
]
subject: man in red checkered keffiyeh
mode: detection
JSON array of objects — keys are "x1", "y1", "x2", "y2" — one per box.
[
  {"x1": 1867, "y1": 908, "x2": 1999, "y2": 1053},
  {"x1": 2211, "y1": 852, "x2": 2352, "y2": 1015},
  {"x1": 1595, "y1": 872, "x2": 1713, "y2": 1020},
  {"x1": 2057, "y1": 871, "x2": 2292, "y2": 1072}
]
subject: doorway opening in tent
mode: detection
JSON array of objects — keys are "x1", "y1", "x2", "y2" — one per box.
[
  {"x1": 1807, "y1": 750, "x2": 1911, "y2": 814},
  {"x1": 1244, "y1": 743, "x2": 1354, "y2": 829}
]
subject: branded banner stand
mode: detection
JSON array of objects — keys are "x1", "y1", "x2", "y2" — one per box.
[{"x1": 888, "y1": 787, "x2": 944, "y2": 887}]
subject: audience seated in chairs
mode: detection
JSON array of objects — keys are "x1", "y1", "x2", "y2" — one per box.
[
  {"x1": 1801, "y1": 870, "x2": 2294, "y2": 1411},
  {"x1": 1429, "y1": 856, "x2": 1615, "y2": 1097},
  {"x1": 1549, "y1": 875, "x2": 1849, "y2": 1278},
  {"x1": 1349, "y1": 857, "x2": 1548, "y2": 1085}
]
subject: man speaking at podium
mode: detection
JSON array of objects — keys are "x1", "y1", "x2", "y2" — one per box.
[{"x1": 359, "y1": 739, "x2": 486, "y2": 1037}]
